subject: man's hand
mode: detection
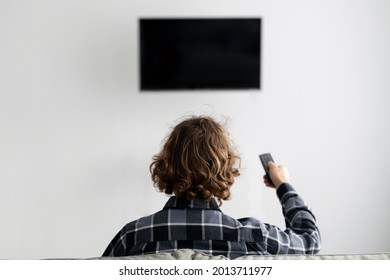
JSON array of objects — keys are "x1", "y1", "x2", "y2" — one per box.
[{"x1": 263, "y1": 161, "x2": 290, "y2": 189}]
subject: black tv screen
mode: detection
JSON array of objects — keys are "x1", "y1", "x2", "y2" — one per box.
[{"x1": 140, "y1": 18, "x2": 261, "y2": 90}]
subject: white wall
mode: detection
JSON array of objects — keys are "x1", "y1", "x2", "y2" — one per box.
[{"x1": 1, "y1": 0, "x2": 389, "y2": 259}]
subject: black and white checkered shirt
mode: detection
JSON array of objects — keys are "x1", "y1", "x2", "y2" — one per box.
[{"x1": 102, "y1": 183, "x2": 321, "y2": 259}]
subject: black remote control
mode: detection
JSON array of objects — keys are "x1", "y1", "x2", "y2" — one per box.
[{"x1": 259, "y1": 153, "x2": 274, "y2": 184}]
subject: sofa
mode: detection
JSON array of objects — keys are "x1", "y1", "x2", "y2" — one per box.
[{"x1": 95, "y1": 249, "x2": 390, "y2": 260}]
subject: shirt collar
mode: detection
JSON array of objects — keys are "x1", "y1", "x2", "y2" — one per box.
[{"x1": 163, "y1": 196, "x2": 221, "y2": 211}]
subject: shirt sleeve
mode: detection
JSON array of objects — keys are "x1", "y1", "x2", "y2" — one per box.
[
  {"x1": 102, "y1": 226, "x2": 129, "y2": 257},
  {"x1": 263, "y1": 183, "x2": 321, "y2": 254}
]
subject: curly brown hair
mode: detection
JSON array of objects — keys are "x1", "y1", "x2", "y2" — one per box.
[{"x1": 150, "y1": 116, "x2": 240, "y2": 205}]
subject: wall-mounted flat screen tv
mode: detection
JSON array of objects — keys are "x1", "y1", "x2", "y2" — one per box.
[{"x1": 140, "y1": 18, "x2": 261, "y2": 90}]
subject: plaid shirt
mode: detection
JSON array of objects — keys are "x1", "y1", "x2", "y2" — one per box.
[{"x1": 102, "y1": 183, "x2": 321, "y2": 259}]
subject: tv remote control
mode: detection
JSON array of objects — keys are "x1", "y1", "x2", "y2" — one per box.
[{"x1": 259, "y1": 153, "x2": 274, "y2": 184}]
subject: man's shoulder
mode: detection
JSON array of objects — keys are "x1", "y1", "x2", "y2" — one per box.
[
  {"x1": 235, "y1": 216, "x2": 264, "y2": 228},
  {"x1": 215, "y1": 209, "x2": 265, "y2": 230},
  {"x1": 119, "y1": 211, "x2": 160, "y2": 232}
]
